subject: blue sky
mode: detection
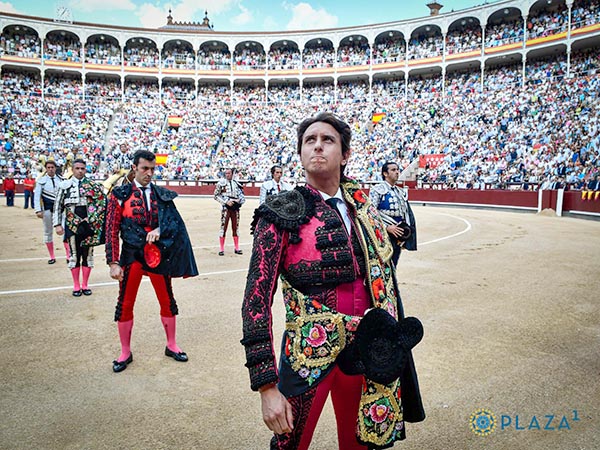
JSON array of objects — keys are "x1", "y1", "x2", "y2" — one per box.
[{"x1": 0, "y1": 0, "x2": 499, "y2": 32}]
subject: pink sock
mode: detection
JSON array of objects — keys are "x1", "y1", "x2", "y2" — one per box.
[
  {"x1": 161, "y1": 316, "x2": 182, "y2": 353},
  {"x1": 46, "y1": 242, "x2": 55, "y2": 259},
  {"x1": 117, "y1": 320, "x2": 133, "y2": 362},
  {"x1": 219, "y1": 236, "x2": 225, "y2": 252},
  {"x1": 71, "y1": 267, "x2": 81, "y2": 291},
  {"x1": 233, "y1": 236, "x2": 240, "y2": 251},
  {"x1": 63, "y1": 241, "x2": 71, "y2": 259},
  {"x1": 81, "y1": 266, "x2": 92, "y2": 289}
]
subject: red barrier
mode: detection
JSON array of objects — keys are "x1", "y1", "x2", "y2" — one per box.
[
  {"x1": 409, "y1": 188, "x2": 539, "y2": 209},
  {"x1": 3, "y1": 180, "x2": 599, "y2": 216}
]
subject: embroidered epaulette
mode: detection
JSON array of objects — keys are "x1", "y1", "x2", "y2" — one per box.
[
  {"x1": 111, "y1": 184, "x2": 133, "y2": 201},
  {"x1": 371, "y1": 182, "x2": 390, "y2": 195},
  {"x1": 251, "y1": 187, "x2": 316, "y2": 243},
  {"x1": 112, "y1": 184, "x2": 177, "y2": 202}
]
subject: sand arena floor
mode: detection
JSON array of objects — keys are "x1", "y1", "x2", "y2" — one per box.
[{"x1": 0, "y1": 197, "x2": 598, "y2": 450}]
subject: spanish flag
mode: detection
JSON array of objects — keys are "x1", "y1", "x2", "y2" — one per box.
[
  {"x1": 167, "y1": 115, "x2": 183, "y2": 128},
  {"x1": 372, "y1": 112, "x2": 386, "y2": 124},
  {"x1": 155, "y1": 154, "x2": 168, "y2": 166}
]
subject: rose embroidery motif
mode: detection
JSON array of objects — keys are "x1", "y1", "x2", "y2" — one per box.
[{"x1": 306, "y1": 323, "x2": 327, "y2": 347}]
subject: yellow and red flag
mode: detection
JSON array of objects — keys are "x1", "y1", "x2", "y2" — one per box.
[
  {"x1": 155, "y1": 154, "x2": 168, "y2": 166},
  {"x1": 167, "y1": 115, "x2": 183, "y2": 128},
  {"x1": 372, "y1": 112, "x2": 386, "y2": 124}
]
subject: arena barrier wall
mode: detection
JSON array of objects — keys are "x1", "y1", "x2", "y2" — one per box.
[{"x1": 3, "y1": 180, "x2": 599, "y2": 218}]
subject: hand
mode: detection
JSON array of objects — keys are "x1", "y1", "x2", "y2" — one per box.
[
  {"x1": 260, "y1": 385, "x2": 294, "y2": 435},
  {"x1": 109, "y1": 263, "x2": 124, "y2": 281},
  {"x1": 55, "y1": 225, "x2": 64, "y2": 236},
  {"x1": 386, "y1": 224, "x2": 404, "y2": 239},
  {"x1": 146, "y1": 228, "x2": 160, "y2": 243},
  {"x1": 36, "y1": 211, "x2": 43, "y2": 219},
  {"x1": 226, "y1": 200, "x2": 234, "y2": 207}
]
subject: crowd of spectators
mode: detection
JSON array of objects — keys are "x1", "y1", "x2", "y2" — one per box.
[
  {"x1": 43, "y1": 35, "x2": 81, "y2": 62},
  {"x1": 85, "y1": 40, "x2": 121, "y2": 65},
  {"x1": 124, "y1": 44, "x2": 159, "y2": 68},
  {"x1": 197, "y1": 49, "x2": 231, "y2": 70},
  {"x1": 162, "y1": 45, "x2": 195, "y2": 70},
  {"x1": 1, "y1": 26, "x2": 599, "y2": 192},
  {"x1": 0, "y1": 30, "x2": 40, "y2": 58},
  {"x1": 527, "y1": 6, "x2": 569, "y2": 39},
  {"x1": 446, "y1": 25, "x2": 481, "y2": 54},
  {"x1": 408, "y1": 33, "x2": 444, "y2": 60},
  {"x1": 572, "y1": 0, "x2": 600, "y2": 29},
  {"x1": 233, "y1": 48, "x2": 266, "y2": 70},
  {"x1": 268, "y1": 48, "x2": 301, "y2": 70},
  {"x1": 372, "y1": 38, "x2": 405, "y2": 64},
  {"x1": 2, "y1": 3, "x2": 593, "y2": 71},
  {"x1": 485, "y1": 19, "x2": 524, "y2": 47},
  {"x1": 302, "y1": 45, "x2": 335, "y2": 69}
]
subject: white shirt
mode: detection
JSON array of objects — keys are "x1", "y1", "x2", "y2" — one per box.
[
  {"x1": 319, "y1": 188, "x2": 352, "y2": 234},
  {"x1": 134, "y1": 180, "x2": 152, "y2": 207}
]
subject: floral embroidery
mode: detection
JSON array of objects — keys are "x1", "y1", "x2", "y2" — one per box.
[
  {"x1": 353, "y1": 189, "x2": 367, "y2": 203},
  {"x1": 358, "y1": 379, "x2": 405, "y2": 446},
  {"x1": 305, "y1": 323, "x2": 327, "y2": 347},
  {"x1": 370, "y1": 403, "x2": 389, "y2": 423},
  {"x1": 284, "y1": 278, "x2": 359, "y2": 386}
]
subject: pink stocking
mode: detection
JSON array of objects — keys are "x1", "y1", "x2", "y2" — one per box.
[
  {"x1": 219, "y1": 236, "x2": 225, "y2": 252},
  {"x1": 161, "y1": 316, "x2": 182, "y2": 353},
  {"x1": 70, "y1": 267, "x2": 81, "y2": 291},
  {"x1": 63, "y1": 241, "x2": 71, "y2": 259},
  {"x1": 233, "y1": 236, "x2": 240, "y2": 251},
  {"x1": 117, "y1": 320, "x2": 133, "y2": 362},
  {"x1": 81, "y1": 266, "x2": 92, "y2": 289},
  {"x1": 46, "y1": 242, "x2": 55, "y2": 259}
]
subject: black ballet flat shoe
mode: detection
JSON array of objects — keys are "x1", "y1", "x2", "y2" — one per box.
[
  {"x1": 48, "y1": 259, "x2": 56, "y2": 264},
  {"x1": 165, "y1": 347, "x2": 188, "y2": 362},
  {"x1": 82, "y1": 289, "x2": 92, "y2": 296},
  {"x1": 218, "y1": 251, "x2": 224, "y2": 256},
  {"x1": 234, "y1": 249, "x2": 243, "y2": 255},
  {"x1": 112, "y1": 353, "x2": 133, "y2": 373},
  {"x1": 72, "y1": 290, "x2": 83, "y2": 297}
]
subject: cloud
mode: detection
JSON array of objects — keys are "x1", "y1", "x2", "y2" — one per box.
[
  {"x1": 69, "y1": 0, "x2": 136, "y2": 13},
  {"x1": 134, "y1": 0, "x2": 238, "y2": 28},
  {"x1": 284, "y1": 2, "x2": 338, "y2": 31},
  {"x1": 171, "y1": 0, "x2": 236, "y2": 20},
  {"x1": 231, "y1": 4, "x2": 252, "y2": 26},
  {"x1": 262, "y1": 15, "x2": 278, "y2": 31},
  {"x1": 0, "y1": 1, "x2": 19, "y2": 14},
  {"x1": 136, "y1": 3, "x2": 168, "y2": 28}
]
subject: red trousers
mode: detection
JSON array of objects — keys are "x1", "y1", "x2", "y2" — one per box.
[
  {"x1": 272, "y1": 279, "x2": 370, "y2": 450},
  {"x1": 114, "y1": 260, "x2": 178, "y2": 322}
]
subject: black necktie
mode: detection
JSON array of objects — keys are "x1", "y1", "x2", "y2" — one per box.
[
  {"x1": 51, "y1": 177, "x2": 55, "y2": 188},
  {"x1": 140, "y1": 186, "x2": 149, "y2": 212},
  {"x1": 326, "y1": 197, "x2": 351, "y2": 233},
  {"x1": 326, "y1": 198, "x2": 343, "y2": 221}
]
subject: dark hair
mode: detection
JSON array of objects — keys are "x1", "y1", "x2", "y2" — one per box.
[
  {"x1": 270, "y1": 165, "x2": 282, "y2": 176},
  {"x1": 73, "y1": 159, "x2": 86, "y2": 167},
  {"x1": 133, "y1": 150, "x2": 156, "y2": 165},
  {"x1": 45, "y1": 160, "x2": 57, "y2": 168},
  {"x1": 381, "y1": 161, "x2": 399, "y2": 178},
  {"x1": 296, "y1": 112, "x2": 352, "y2": 157}
]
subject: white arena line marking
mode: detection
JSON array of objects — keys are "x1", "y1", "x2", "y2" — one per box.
[
  {"x1": 0, "y1": 243, "x2": 251, "y2": 263},
  {"x1": 419, "y1": 213, "x2": 472, "y2": 246},
  {"x1": 0, "y1": 269, "x2": 248, "y2": 296},
  {"x1": 0, "y1": 213, "x2": 471, "y2": 295}
]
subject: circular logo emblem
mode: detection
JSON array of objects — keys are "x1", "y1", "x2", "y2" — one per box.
[{"x1": 470, "y1": 408, "x2": 497, "y2": 436}]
